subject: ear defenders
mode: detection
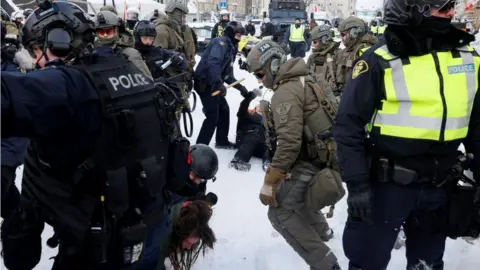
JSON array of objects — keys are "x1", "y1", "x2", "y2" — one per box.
[
  {"x1": 270, "y1": 53, "x2": 287, "y2": 75},
  {"x1": 46, "y1": 28, "x2": 72, "y2": 57}
]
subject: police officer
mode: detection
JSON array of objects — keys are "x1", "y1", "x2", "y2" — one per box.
[
  {"x1": 212, "y1": 9, "x2": 230, "y2": 39},
  {"x1": 0, "y1": 20, "x2": 30, "y2": 221},
  {"x1": 246, "y1": 40, "x2": 341, "y2": 270},
  {"x1": 1, "y1": 1, "x2": 182, "y2": 269},
  {"x1": 133, "y1": 20, "x2": 186, "y2": 80},
  {"x1": 307, "y1": 24, "x2": 341, "y2": 86},
  {"x1": 282, "y1": 17, "x2": 310, "y2": 58},
  {"x1": 100, "y1": 5, "x2": 136, "y2": 48},
  {"x1": 125, "y1": 7, "x2": 140, "y2": 30},
  {"x1": 95, "y1": 10, "x2": 152, "y2": 78},
  {"x1": 246, "y1": 19, "x2": 256, "y2": 36},
  {"x1": 334, "y1": 16, "x2": 378, "y2": 92},
  {"x1": 194, "y1": 21, "x2": 249, "y2": 148},
  {"x1": 333, "y1": 0, "x2": 480, "y2": 269},
  {"x1": 154, "y1": 0, "x2": 196, "y2": 108},
  {"x1": 370, "y1": 19, "x2": 378, "y2": 35}
]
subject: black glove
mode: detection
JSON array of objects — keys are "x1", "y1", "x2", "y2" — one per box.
[
  {"x1": 247, "y1": 91, "x2": 257, "y2": 99},
  {"x1": 212, "y1": 82, "x2": 227, "y2": 96},
  {"x1": 171, "y1": 52, "x2": 184, "y2": 67},
  {"x1": 236, "y1": 84, "x2": 249, "y2": 98},
  {"x1": 346, "y1": 181, "x2": 372, "y2": 221}
]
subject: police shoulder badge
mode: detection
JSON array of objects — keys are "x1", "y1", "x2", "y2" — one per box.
[{"x1": 352, "y1": 60, "x2": 369, "y2": 79}]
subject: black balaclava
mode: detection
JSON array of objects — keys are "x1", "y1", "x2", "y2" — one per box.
[
  {"x1": 224, "y1": 26, "x2": 240, "y2": 45},
  {"x1": 295, "y1": 18, "x2": 301, "y2": 28},
  {"x1": 385, "y1": 14, "x2": 474, "y2": 57},
  {"x1": 169, "y1": 9, "x2": 184, "y2": 28}
]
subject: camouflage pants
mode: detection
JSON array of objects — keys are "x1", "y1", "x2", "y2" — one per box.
[{"x1": 268, "y1": 161, "x2": 338, "y2": 270}]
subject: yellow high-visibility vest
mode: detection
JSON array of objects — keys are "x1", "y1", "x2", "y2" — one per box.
[
  {"x1": 369, "y1": 44, "x2": 479, "y2": 141},
  {"x1": 289, "y1": 24, "x2": 305, "y2": 42},
  {"x1": 377, "y1": 25, "x2": 386, "y2": 34},
  {"x1": 217, "y1": 24, "x2": 224, "y2": 37},
  {"x1": 370, "y1": 25, "x2": 378, "y2": 34}
]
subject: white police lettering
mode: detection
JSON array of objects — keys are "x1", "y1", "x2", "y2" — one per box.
[
  {"x1": 108, "y1": 73, "x2": 150, "y2": 91},
  {"x1": 259, "y1": 43, "x2": 272, "y2": 53},
  {"x1": 447, "y1": 64, "x2": 475, "y2": 74}
]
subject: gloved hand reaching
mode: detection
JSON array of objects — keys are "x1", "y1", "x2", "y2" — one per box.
[
  {"x1": 171, "y1": 52, "x2": 185, "y2": 67},
  {"x1": 212, "y1": 82, "x2": 227, "y2": 96},
  {"x1": 238, "y1": 58, "x2": 248, "y2": 71},
  {"x1": 346, "y1": 180, "x2": 372, "y2": 221},
  {"x1": 260, "y1": 166, "x2": 287, "y2": 207}
]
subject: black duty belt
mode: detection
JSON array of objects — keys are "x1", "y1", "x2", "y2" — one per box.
[{"x1": 377, "y1": 158, "x2": 431, "y2": 186}]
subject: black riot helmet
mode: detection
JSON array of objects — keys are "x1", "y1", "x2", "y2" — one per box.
[
  {"x1": 21, "y1": 0, "x2": 95, "y2": 58},
  {"x1": 383, "y1": 0, "x2": 456, "y2": 26},
  {"x1": 133, "y1": 20, "x2": 157, "y2": 38},
  {"x1": 224, "y1": 21, "x2": 246, "y2": 44},
  {"x1": 190, "y1": 144, "x2": 219, "y2": 180},
  {"x1": 133, "y1": 20, "x2": 157, "y2": 50}
]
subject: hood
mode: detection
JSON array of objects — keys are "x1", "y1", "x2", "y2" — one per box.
[
  {"x1": 155, "y1": 13, "x2": 179, "y2": 31},
  {"x1": 273, "y1": 58, "x2": 309, "y2": 86},
  {"x1": 14, "y1": 48, "x2": 34, "y2": 69}
]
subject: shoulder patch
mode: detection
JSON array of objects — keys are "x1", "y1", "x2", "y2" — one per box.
[
  {"x1": 219, "y1": 41, "x2": 225, "y2": 46},
  {"x1": 352, "y1": 60, "x2": 369, "y2": 79},
  {"x1": 276, "y1": 103, "x2": 291, "y2": 116}
]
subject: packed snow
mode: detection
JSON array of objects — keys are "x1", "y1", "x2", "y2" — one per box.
[{"x1": 2, "y1": 54, "x2": 479, "y2": 270}]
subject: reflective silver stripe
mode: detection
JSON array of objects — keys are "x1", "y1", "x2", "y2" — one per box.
[
  {"x1": 375, "y1": 45, "x2": 396, "y2": 60},
  {"x1": 373, "y1": 48, "x2": 476, "y2": 131}
]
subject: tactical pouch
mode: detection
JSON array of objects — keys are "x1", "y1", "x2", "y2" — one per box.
[
  {"x1": 305, "y1": 168, "x2": 346, "y2": 211},
  {"x1": 120, "y1": 222, "x2": 148, "y2": 265},
  {"x1": 445, "y1": 185, "x2": 478, "y2": 239},
  {"x1": 167, "y1": 136, "x2": 191, "y2": 192},
  {"x1": 336, "y1": 62, "x2": 347, "y2": 84}
]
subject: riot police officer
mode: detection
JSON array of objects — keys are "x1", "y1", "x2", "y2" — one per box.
[
  {"x1": 133, "y1": 20, "x2": 186, "y2": 80},
  {"x1": 194, "y1": 21, "x2": 249, "y2": 148},
  {"x1": 212, "y1": 9, "x2": 230, "y2": 39},
  {"x1": 307, "y1": 24, "x2": 341, "y2": 86},
  {"x1": 125, "y1": 7, "x2": 140, "y2": 30},
  {"x1": 246, "y1": 40, "x2": 342, "y2": 270},
  {"x1": 95, "y1": 10, "x2": 152, "y2": 78},
  {"x1": 334, "y1": 0, "x2": 480, "y2": 269},
  {"x1": 0, "y1": 20, "x2": 30, "y2": 221},
  {"x1": 1, "y1": 1, "x2": 183, "y2": 269},
  {"x1": 334, "y1": 16, "x2": 378, "y2": 92}
]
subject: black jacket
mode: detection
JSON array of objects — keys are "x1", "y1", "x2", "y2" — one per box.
[
  {"x1": 333, "y1": 41, "x2": 480, "y2": 184},
  {"x1": 236, "y1": 93, "x2": 265, "y2": 142},
  {"x1": 246, "y1": 24, "x2": 255, "y2": 36}
]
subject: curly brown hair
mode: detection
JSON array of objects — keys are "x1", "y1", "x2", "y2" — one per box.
[{"x1": 168, "y1": 200, "x2": 216, "y2": 270}]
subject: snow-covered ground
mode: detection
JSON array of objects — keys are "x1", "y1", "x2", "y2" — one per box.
[{"x1": 2, "y1": 54, "x2": 479, "y2": 270}]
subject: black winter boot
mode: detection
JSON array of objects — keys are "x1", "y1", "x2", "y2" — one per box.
[{"x1": 229, "y1": 157, "x2": 251, "y2": 171}]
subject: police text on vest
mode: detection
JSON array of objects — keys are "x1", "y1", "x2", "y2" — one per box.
[
  {"x1": 108, "y1": 74, "x2": 150, "y2": 91},
  {"x1": 447, "y1": 64, "x2": 475, "y2": 74}
]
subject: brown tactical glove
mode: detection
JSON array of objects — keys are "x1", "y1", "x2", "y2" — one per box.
[{"x1": 259, "y1": 166, "x2": 287, "y2": 207}]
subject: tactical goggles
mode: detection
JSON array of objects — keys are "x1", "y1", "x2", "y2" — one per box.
[
  {"x1": 96, "y1": 28, "x2": 116, "y2": 36},
  {"x1": 254, "y1": 71, "x2": 265, "y2": 80}
]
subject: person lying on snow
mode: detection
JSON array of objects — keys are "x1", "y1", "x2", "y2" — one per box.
[
  {"x1": 230, "y1": 88, "x2": 271, "y2": 172},
  {"x1": 159, "y1": 200, "x2": 216, "y2": 270}
]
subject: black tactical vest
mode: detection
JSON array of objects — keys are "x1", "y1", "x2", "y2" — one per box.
[{"x1": 22, "y1": 54, "x2": 179, "y2": 247}]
